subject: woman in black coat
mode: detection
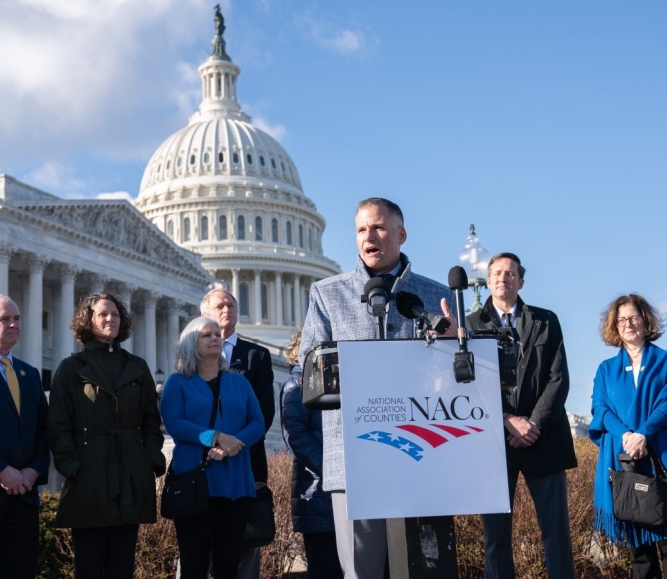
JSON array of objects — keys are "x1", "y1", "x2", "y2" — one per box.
[
  {"x1": 280, "y1": 329, "x2": 342, "y2": 579},
  {"x1": 48, "y1": 292, "x2": 165, "y2": 579}
]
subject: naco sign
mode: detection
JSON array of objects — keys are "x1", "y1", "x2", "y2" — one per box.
[{"x1": 338, "y1": 339, "x2": 510, "y2": 520}]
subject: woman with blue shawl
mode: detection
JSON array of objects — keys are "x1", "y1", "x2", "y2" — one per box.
[{"x1": 590, "y1": 294, "x2": 667, "y2": 579}]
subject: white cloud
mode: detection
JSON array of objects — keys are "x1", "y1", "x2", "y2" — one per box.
[
  {"x1": 0, "y1": 0, "x2": 225, "y2": 162},
  {"x1": 96, "y1": 191, "x2": 134, "y2": 201},
  {"x1": 251, "y1": 116, "x2": 288, "y2": 142},
  {"x1": 242, "y1": 101, "x2": 288, "y2": 142},
  {"x1": 294, "y1": 11, "x2": 376, "y2": 57},
  {"x1": 172, "y1": 61, "x2": 202, "y2": 121},
  {"x1": 320, "y1": 29, "x2": 364, "y2": 56},
  {"x1": 24, "y1": 162, "x2": 87, "y2": 193}
]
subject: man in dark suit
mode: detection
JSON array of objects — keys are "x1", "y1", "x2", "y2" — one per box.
[
  {"x1": 0, "y1": 294, "x2": 49, "y2": 578},
  {"x1": 466, "y1": 253, "x2": 577, "y2": 579},
  {"x1": 201, "y1": 288, "x2": 275, "y2": 578}
]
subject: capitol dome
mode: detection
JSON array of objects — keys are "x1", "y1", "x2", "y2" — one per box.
[{"x1": 135, "y1": 8, "x2": 339, "y2": 345}]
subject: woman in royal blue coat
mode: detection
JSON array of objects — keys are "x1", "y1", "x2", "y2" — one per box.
[
  {"x1": 161, "y1": 316, "x2": 264, "y2": 579},
  {"x1": 590, "y1": 294, "x2": 667, "y2": 579}
]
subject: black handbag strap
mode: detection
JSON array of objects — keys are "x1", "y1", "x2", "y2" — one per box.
[
  {"x1": 199, "y1": 371, "x2": 222, "y2": 466},
  {"x1": 648, "y1": 446, "x2": 667, "y2": 479},
  {"x1": 167, "y1": 371, "x2": 222, "y2": 474}
]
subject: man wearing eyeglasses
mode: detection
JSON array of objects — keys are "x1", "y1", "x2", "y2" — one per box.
[{"x1": 466, "y1": 253, "x2": 577, "y2": 579}]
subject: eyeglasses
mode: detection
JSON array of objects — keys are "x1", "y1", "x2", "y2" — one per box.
[{"x1": 616, "y1": 315, "x2": 642, "y2": 327}]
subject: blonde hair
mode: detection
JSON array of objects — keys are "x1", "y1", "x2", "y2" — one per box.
[{"x1": 285, "y1": 328, "x2": 302, "y2": 366}]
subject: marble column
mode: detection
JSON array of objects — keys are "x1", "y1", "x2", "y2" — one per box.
[
  {"x1": 293, "y1": 274, "x2": 302, "y2": 325},
  {"x1": 0, "y1": 244, "x2": 15, "y2": 295},
  {"x1": 156, "y1": 312, "x2": 167, "y2": 380},
  {"x1": 231, "y1": 269, "x2": 240, "y2": 301},
  {"x1": 286, "y1": 278, "x2": 294, "y2": 325},
  {"x1": 133, "y1": 305, "x2": 145, "y2": 359},
  {"x1": 166, "y1": 300, "x2": 181, "y2": 375},
  {"x1": 24, "y1": 256, "x2": 49, "y2": 370},
  {"x1": 53, "y1": 264, "x2": 79, "y2": 368},
  {"x1": 82, "y1": 274, "x2": 110, "y2": 295},
  {"x1": 275, "y1": 272, "x2": 283, "y2": 326},
  {"x1": 254, "y1": 270, "x2": 262, "y2": 325},
  {"x1": 117, "y1": 283, "x2": 136, "y2": 354},
  {"x1": 142, "y1": 292, "x2": 158, "y2": 377}
]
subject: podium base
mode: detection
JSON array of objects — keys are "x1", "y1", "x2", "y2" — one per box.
[{"x1": 386, "y1": 516, "x2": 458, "y2": 578}]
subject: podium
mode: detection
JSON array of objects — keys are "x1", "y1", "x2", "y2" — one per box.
[{"x1": 336, "y1": 338, "x2": 510, "y2": 577}]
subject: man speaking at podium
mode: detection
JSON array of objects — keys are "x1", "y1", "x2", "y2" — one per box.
[
  {"x1": 299, "y1": 197, "x2": 457, "y2": 578},
  {"x1": 466, "y1": 253, "x2": 577, "y2": 579}
]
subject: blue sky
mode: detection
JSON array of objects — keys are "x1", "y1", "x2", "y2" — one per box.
[{"x1": 1, "y1": 1, "x2": 666, "y2": 415}]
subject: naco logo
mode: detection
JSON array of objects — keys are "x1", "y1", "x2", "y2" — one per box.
[{"x1": 357, "y1": 396, "x2": 487, "y2": 462}]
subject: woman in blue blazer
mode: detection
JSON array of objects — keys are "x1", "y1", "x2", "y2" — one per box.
[{"x1": 161, "y1": 316, "x2": 264, "y2": 579}]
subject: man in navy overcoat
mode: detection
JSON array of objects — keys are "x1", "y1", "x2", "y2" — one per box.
[{"x1": 0, "y1": 294, "x2": 49, "y2": 578}]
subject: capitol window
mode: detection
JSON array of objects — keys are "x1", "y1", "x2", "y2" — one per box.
[
  {"x1": 177, "y1": 157, "x2": 183, "y2": 167},
  {"x1": 203, "y1": 152, "x2": 210, "y2": 164},
  {"x1": 298, "y1": 224, "x2": 304, "y2": 248},
  {"x1": 201, "y1": 216, "x2": 209, "y2": 240},
  {"x1": 281, "y1": 161, "x2": 286, "y2": 172},
  {"x1": 167, "y1": 219, "x2": 174, "y2": 239},
  {"x1": 255, "y1": 216, "x2": 262, "y2": 241},
  {"x1": 219, "y1": 215, "x2": 227, "y2": 239},
  {"x1": 271, "y1": 158, "x2": 276, "y2": 169},
  {"x1": 190, "y1": 154, "x2": 196, "y2": 165},
  {"x1": 271, "y1": 218, "x2": 278, "y2": 243},
  {"x1": 218, "y1": 151, "x2": 224, "y2": 163},
  {"x1": 286, "y1": 221, "x2": 292, "y2": 245},
  {"x1": 260, "y1": 156, "x2": 266, "y2": 167},
  {"x1": 247, "y1": 154, "x2": 253, "y2": 165},
  {"x1": 233, "y1": 152, "x2": 239, "y2": 164},
  {"x1": 237, "y1": 215, "x2": 245, "y2": 240},
  {"x1": 183, "y1": 217, "x2": 191, "y2": 242}
]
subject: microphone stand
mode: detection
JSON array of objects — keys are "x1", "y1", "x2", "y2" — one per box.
[{"x1": 375, "y1": 314, "x2": 386, "y2": 341}]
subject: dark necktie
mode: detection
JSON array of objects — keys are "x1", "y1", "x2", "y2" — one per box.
[
  {"x1": 377, "y1": 273, "x2": 395, "y2": 289},
  {"x1": 503, "y1": 313, "x2": 513, "y2": 328}
]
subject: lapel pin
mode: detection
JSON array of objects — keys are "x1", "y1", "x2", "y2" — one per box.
[{"x1": 19, "y1": 369, "x2": 26, "y2": 377}]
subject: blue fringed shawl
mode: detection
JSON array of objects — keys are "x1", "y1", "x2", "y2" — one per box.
[{"x1": 589, "y1": 343, "x2": 667, "y2": 546}]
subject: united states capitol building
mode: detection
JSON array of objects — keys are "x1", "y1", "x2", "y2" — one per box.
[
  {"x1": 0, "y1": 11, "x2": 589, "y2": 467},
  {"x1": 0, "y1": 11, "x2": 339, "y2": 455}
]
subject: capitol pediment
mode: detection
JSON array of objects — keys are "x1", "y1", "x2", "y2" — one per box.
[{"x1": 8, "y1": 199, "x2": 212, "y2": 283}]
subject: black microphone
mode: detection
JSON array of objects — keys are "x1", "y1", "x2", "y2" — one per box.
[
  {"x1": 448, "y1": 266, "x2": 475, "y2": 383},
  {"x1": 396, "y1": 291, "x2": 451, "y2": 335},
  {"x1": 361, "y1": 277, "x2": 392, "y2": 317},
  {"x1": 448, "y1": 266, "x2": 469, "y2": 348}
]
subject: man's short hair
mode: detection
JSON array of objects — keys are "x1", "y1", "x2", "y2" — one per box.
[
  {"x1": 200, "y1": 288, "x2": 238, "y2": 315},
  {"x1": 356, "y1": 197, "x2": 404, "y2": 225},
  {"x1": 488, "y1": 252, "x2": 526, "y2": 279}
]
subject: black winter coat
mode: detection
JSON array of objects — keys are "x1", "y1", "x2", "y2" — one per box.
[
  {"x1": 48, "y1": 341, "x2": 165, "y2": 528},
  {"x1": 280, "y1": 367, "x2": 335, "y2": 534},
  {"x1": 467, "y1": 296, "x2": 577, "y2": 477}
]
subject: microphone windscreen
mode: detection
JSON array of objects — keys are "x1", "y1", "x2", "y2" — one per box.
[
  {"x1": 448, "y1": 266, "x2": 469, "y2": 291},
  {"x1": 395, "y1": 291, "x2": 424, "y2": 320},
  {"x1": 363, "y1": 277, "x2": 387, "y2": 295}
]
